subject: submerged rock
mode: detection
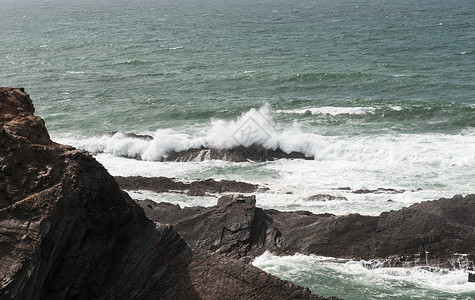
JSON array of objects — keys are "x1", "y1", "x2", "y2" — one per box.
[
  {"x1": 307, "y1": 194, "x2": 348, "y2": 201},
  {"x1": 0, "y1": 88, "x2": 332, "y2": 300},
  {"x1": 107, "y1": 131, "x2": 154, "y2": 141}
]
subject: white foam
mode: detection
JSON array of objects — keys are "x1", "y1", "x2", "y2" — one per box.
[
  {"x1": 253, "y1": 252, "x2": 475, "y2": 296},
  {"x1": 57, "y1": 105, "x2": 475, "y2": 167},
  {"x1": 127, "y1": 190, "x2": 217, "y2": 208},
  {"x1": 53, "y1": 105, "x2": 475, "y2": 216},
  {"x1": 276, "y1": 106, "x2": 377, "y2": 116}
]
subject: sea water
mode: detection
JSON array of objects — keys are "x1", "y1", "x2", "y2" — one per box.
[{"x1": 1, "y1": 0, "x2": 474, "y2": 298}]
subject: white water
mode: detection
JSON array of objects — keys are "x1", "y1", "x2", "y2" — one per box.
[
  {"x1": 54, "y1": 106, "x2": 475, "y2": 215},
  {"x1": 253, "y1": 251, "x2": 475, "y2": 299},
  {"x1": 56, "y1": 105, "x2": 475, "y2": 165}
]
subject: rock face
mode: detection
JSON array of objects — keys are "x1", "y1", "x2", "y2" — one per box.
[
  {"x1": 139, "y1": 193, "x2": 475, "y2": 268},
  {"x1": 0, "y1": 87, "x2": 330, "y2": 299},
  {"x1": 139, "y1": 195, "x2": 281, "y2": 259},
  {"x1": 0, "y1": 87, "x2": 191, "y2": 299}
]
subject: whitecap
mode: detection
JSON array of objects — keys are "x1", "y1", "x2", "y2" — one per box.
[{"x1": 276, "y1": 106, "x2": 377, "y2": 116}]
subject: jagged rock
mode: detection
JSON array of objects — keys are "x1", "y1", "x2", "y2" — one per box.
[
  {"x1": 0, "y1": 88, "x2": 191, "y2": 299},
  {"x1": 139, "y1": 193, "x2": 475, "y2": 268},
  {"x1": 139, "y1": 195, "x2": 279, "y2": 259},
  {"x1": 115, "y1": 176, "x2": 259, "y2": 194},
  {"x1": 0, "y1": 87, "x2": 331, "y2": 299}
]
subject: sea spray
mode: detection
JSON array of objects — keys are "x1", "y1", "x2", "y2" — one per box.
[{"x1": 56, "y1": 105, "x2": 475, "y2": 167}]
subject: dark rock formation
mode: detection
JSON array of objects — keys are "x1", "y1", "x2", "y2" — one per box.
[
  {"x1": 307, "y1": 194, "x2": 348, "y2": 201},
  {"x1": 164, "y1": 145, "x2": 314, "y2": 162},
  {"x1": 138, "y1": 195, "x2": 280, "y2": 259},
  {"x1": 139, "y1": 193, "x2": 475, "y2": 268},
  {"x1": 0, "y1": 87, "x2": 192, "y2": 299},
  {"x1": 107, "y1": 131, "x2": 154, "y2": 141},
  {"x1": 115, "y1": 176, "x2": 260, "y2": 196},
  {"x1": 102, "y1": 143, "x2": 313, "y2": 162},
  {"x1": 0, "y1": 88, "x2": 332, "y2": 299},
  {"x1": 352, "y1": 188, "x2": 406, "y2": 194},
  {"x1": 335, "y1": 187, "x2": 422, "y2": 194}
]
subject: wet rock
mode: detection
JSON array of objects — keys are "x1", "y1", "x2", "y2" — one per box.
[
  {"x1": 352, "y1": 188, "x2": 406, "y2": 194},
  {"x1": 165, "y1": 145, "x2": 314, "y2": 162},
  {"x1": 307, "y1": 194, "x2": 348, "y2": 201},
  {"x1": 107, "y1": 131, "x2": 154, "y2": 141}
]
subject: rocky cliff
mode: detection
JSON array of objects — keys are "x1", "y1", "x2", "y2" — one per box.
[{"x1": 0, "y1": 87, "x2": 331, "y2": 299}]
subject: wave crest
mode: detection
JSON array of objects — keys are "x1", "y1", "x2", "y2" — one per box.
[{"x1": 56, "y1": 105, "x2": 475, "y2": 167}]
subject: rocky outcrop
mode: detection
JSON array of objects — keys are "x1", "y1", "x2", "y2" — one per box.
[
  {"x1": 115, "y1": 176, "x2": 262, "y2": 196},
  {"x1": 164, "y1": 146, "x2": 313, "y2": 162},
  {"x1": 0, "y1": 88, "x2": 333, "y2": 299},
  {"x1": 98, "y1": 133, "x2": 314, "y2": 162},
  {"x1": 139, "y1": 193, "x2": 475, "y2": 268},
  {"x1": 0, "y1": 87, "x2": 191, "y2": 299}
]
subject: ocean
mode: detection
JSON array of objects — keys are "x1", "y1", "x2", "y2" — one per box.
[{"x1": 1, "y1": 0, "x2": 474, "y2": 298}]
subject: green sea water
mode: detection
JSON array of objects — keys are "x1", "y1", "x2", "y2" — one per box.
[
  {"x1": 2, "y1": 0, "x2": 474, "y2": 136},
  {"x1": 1, "y1": 0, "x2": 475, "y2": 298}
]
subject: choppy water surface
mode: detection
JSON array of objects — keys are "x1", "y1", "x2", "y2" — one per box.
[{"x1": 2, "y1": 0, "x2": 474, "y2": 298}]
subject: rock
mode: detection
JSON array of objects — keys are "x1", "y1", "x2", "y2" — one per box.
[
  {"x1": 139, "y1": 192, "x2": 475, "y2": 268},
  {"x1": 307, "y1": 194, "x2": 348, "y2": 201},
  {"x1": 217, "y1": 194, "x2": 257, "y2": 206},
  {"x1": 469, "y1": 272, "x2": 475, "y2": 282},
  {"x1": 107, "y1": 131, "x2": 154, "y2": 141},
  {"x1": 165, "y1": 145, "x2": 314, "y2": 162},
  {"x1": 115, "y1": 176, "x2": 260, "y2": 194},
  {"x1": 137, "y1": 251, "x2": 328, "y2": 300},
  {"x1": 0, "y1": 88, "x2": 190, "y2": 299},
  {"x1": 352, "y1": 188, "x2": 406, "y2": 194},
  {"x1": 139, "y1": 195, "x2": 276, "y2": 259},
  {"x1": 0, "y1": 87, "x2": 330, "y2": 300}
]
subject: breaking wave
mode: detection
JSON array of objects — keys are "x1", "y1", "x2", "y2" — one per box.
[{"x1": 56, "y1": 105, "x2": 475, "y2": 166}]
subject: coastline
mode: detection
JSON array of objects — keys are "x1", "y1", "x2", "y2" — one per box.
[{"x1": 2, "y1": 87, "x2": 474, "y2": 299}]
